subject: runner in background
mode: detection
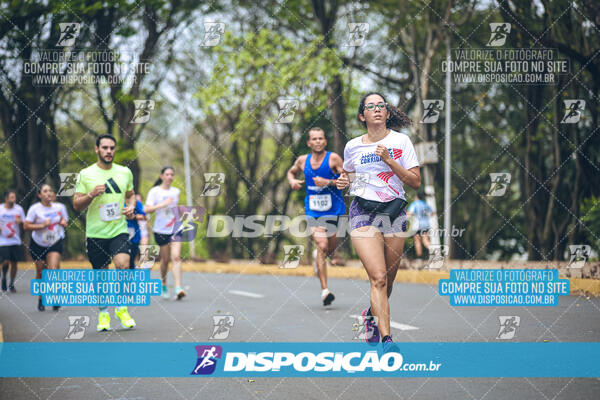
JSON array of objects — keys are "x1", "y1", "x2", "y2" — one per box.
[
  {"x1": 407, "y1": 191, "x2": 433, "y2": 260},
  {"x1": 51, "y1": 189, "x2": 69, "y2": 261},
  {"x1": 126, "y1": 196, "x2": 146, "y2": 269},
  {"x1": 73, "y1": 134, "x2": 137, "y2": 331},
  {"x1": 145, "y1": 167, "x2": 185, "y2": 300},
  {"x1": 24, "y1": 184, "x2": 68, "y2": 311},
  {"x1": 0, "y1": 189, "x2": 25, "y2": 293},
  {"x1": 136, "y1": 194, "x2": 149, "y2": 250},
  {"x1": 50, "y1": 190, "x2": 68, "y2": 221},
  {"x1": 287, "y1": 127, "x2": 345, "y2": 306}
]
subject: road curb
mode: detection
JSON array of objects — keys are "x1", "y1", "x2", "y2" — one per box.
[
  {"x1": 569, "y1": 278, "x2": 600, "y2": 297},
  {"x1": 183, "y1": 262, "x2": 452, "y2": 284},
  {"x1": 23, "y1": 261, "x2": 600, "y2": 297},
  {"x1": 179, "y1": 263, "x2": 600, "y2": 296}
]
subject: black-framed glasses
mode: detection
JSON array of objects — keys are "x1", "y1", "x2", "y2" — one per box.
[{"x1": 365, "y1": 102, "x2": 386, "y2": 111}]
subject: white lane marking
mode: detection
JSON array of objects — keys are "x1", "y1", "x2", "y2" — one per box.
[
  {"x1": 350, "y1": 315, "x2": 419, "y2": 331},
  {"x1": 228, "y1": 290, "x2": 264, "y2": 299}
]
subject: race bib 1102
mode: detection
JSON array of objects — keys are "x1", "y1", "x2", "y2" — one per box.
[{"x1": 309, "y1": 194, "x2": 332, "y2": 211}]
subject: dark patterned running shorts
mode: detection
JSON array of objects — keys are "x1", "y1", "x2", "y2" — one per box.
[{"x1": 348, "y1": 198, "x2": 407, "y2": 234}]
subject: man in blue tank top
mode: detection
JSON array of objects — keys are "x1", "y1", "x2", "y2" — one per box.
[{"x1": 287, "y1": 127, "x2": 346, "y2": 306}]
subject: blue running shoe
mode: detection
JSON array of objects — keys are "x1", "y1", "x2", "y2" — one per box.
[{"x1": 382, "y1": 336, "x2": 400, "y2": 354}]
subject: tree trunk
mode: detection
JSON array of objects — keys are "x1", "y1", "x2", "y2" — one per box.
[
  {"x1": 327, "y1": 74, "x2": 347, "y2": 155},
  {"x1": 4, "y1": 87, "x2": 58, "y2": 211},
  {"x1": 311, "y1": 0, "x2": 346, "y2": 154}
]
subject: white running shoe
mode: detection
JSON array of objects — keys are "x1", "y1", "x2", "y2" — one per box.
[{"x1": 321, "y1": 288, "x2": 335, "y2": 306}]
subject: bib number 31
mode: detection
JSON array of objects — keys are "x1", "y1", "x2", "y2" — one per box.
[
  {"x1": 41, "y1": 230, "x2": 58, "y2": 245},
  {"x1": 99, "y1": 202, "x2": 122, "y2": 221}
]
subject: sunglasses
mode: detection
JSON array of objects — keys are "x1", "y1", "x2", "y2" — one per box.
[{"x1": 364, "y1": 102, "x2": 386, "y2": 111}]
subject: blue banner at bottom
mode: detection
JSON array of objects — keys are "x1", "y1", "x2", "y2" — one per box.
[{"x1": 1, "y1": 342, "x2": 598, "y2": 377}]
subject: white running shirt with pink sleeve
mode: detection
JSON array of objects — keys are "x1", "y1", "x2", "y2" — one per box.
[
  {"x1": 26, "y1": 202, "x2": 67, "y2": 246},
  {"x1": 0, "y1": 204, "x2": 26, "y2": 246},
  {"x1": 146, "y1": 186, "x2": 180, "y2": 234}
]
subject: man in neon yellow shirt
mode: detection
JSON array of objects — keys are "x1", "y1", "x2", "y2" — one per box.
[{"x1": 73, "y1": 134, "x2": 137, "y2": 331}]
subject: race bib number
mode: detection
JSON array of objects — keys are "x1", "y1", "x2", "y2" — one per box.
[
  {"x1": 99, "y1": 202, "x2": 121, "y2": 222},
  {"x1": 309, "y1": 194, "x2": 332, "y2": 211},
  {"x1": 41, "y1": 230, "x2": 58, "y2": 246}
]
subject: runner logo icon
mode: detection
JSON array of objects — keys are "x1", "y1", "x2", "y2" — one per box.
[
  {"x1": 567, "y1": 244, "x2": 590, "y2": 269},
  {"x1": 65, "y1": 316, "x2": 90, "y2": 340},
  {"x1": 346, "y1": 23, "x2": 369, "y2": 46},
  {"x1": 424, "y1": 245, "x2": 448, "y2": 269},
  {"x1": 57, "y1": 173, "x2": 80, "y2": 196},
  {"x1": 130, "y1": 100, "x2": 155, "y2": 124},
  {"x1": 497, "y1": 316, "x2": 520, "y2": 339},
  {"x1": 138, "y1": 245, "x2": 159, "y2": 269},
  {"x1": 352, "y1": 315, "x2": 379, "y2": 340},
  {"x1": 486, "y1": 23, "x2": 511, "y2": 47},
  {"x1": 420, "y1": 100, "x2": 444, "y2": 123},
  {"x1": 346, "y1": 172, "x2": 369, "y2": 197},
  {"x1": 191, "y1": 345, "x2": 222, "y2": 375},
  {"x1": 561, "y1": 100, "x2": 585, "y2": 124},
  {"x1": 275, "y1": 99, "x2": 299, "y2": 123},
  {"x1": 201, "y1": 22, "x2": 225, "y2": 47},
  {"x1": 487, "y1": 173, "x2": 511, "y2": 196},
  {"x1": 201, "y1": 173, "x2": 225, "y2": 196},
  {"x1": 281, "y1": 245, "x2": 304, "y2": 269},
  {"x1": 210, "y1": 316, "x2": 235, "y2": 339},
  {"x1": 171, "y1": 206, "x2": 204, "y2": 242},
  {"x1": 57, "y1": 23, "x2": 81, "y2": 47}
]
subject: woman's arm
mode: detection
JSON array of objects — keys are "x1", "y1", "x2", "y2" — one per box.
[
  {"x1": 144, "y1": 197, "x2": 173, "y2": 214},
  {"x1": 24, "y1": 219, "x2": 51, "y2": 231}
]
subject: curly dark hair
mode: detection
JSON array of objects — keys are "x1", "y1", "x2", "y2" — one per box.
[{"x1": 357, "y1": 92, "x2": 412, "y2": 131}]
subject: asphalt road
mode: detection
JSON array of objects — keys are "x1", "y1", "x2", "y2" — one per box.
[{"x1": 1, "y1": 268, "x2": 599, "y2": 399}]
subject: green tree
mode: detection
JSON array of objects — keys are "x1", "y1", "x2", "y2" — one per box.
[{"x1": 195, "y1": 28, "x2": 341, "y2": 259}]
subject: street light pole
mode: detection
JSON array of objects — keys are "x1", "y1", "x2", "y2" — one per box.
[
  {"x1": 183, "y1": 126, "x2": 195, "y2": 259},
  {"x1": 444, "y1": 34, "x2": 452, "y2": 257}
]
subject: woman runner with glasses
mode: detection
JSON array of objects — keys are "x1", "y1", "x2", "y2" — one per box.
[{"x1": 336, "y1": 92, "x2": 420, "y2": 351}]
